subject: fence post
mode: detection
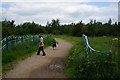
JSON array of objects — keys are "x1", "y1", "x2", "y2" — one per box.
[
  {"x1": 21, "y1": 36, "x2": 24, "y2": 42},
  {"x1": 32, "y1": 35, "x2": 35, "y2": 44},
  {"x1": 6, "y1": 37, "x2": 8, "y2": 50},
  {"x1": 15, "y1": 36, "x2": 17, "y2": 43}
]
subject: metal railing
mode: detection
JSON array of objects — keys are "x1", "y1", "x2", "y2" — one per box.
[
  {"x1": 82, "y1": 34, "x2": 111, "y2": 57},
  {"x1": 0, "y1": 35, "x2": 48, "y2": 50}
]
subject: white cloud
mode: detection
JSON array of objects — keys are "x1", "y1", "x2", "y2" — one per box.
[
  {"x1": 2, "y1": 0, "x2": 119, "y2": 2},
  {"x1": 1, "y1": 2, "x2": 118, "y2": 25}
]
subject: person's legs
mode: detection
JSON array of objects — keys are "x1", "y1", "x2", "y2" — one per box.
[
  {"x1": 37, "y1": 47, "x2": 41, "y2": 55},
  {"x1": 52, "y1": 44, "x2": 54, "y2": 49},
  {"x1": 41, "y1": 47, "x2": 46, "y2": 56},
  {"x1": 54, "y1": 43, "x2": 56, "y2": 48},
  {"x1": 52, "y1": 43, "x2": 56, "y2": 50}
]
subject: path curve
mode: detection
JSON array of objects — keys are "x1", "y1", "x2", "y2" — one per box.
[{"x1": 5, "y1": 38, "x2": 73, "y2": 78}]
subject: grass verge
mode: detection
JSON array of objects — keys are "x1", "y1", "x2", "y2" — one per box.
[
  {"x1": 2, "y1": 35, "x2": 53, "y2": 74},
  {"x1": 53, "y1": 35, "x2": 120, "y2": 79}
]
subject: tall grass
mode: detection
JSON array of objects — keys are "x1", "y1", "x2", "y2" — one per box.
[
  {"x1": 54, "y1": 35, "x2": 120, "y2": 79},
  {"x1": 2, "y1": 35, "x2": 54, "y2": 73}
]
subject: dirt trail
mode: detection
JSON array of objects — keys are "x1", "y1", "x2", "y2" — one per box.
[{"x1": 5, "y1": 38, "x2": 73, "y2": 78}]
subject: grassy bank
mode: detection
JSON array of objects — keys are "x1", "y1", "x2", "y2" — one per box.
[
  {"x1": 54, "y1": 35, "x2": 120, "y2": 79},
  {"x1": 2, "y1": 35, "x2": 53, "y2": 73}
]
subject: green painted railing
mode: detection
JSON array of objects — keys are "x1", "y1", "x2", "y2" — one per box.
[
  {"x1": 82, "y1": 34, "x2": 111, "y2": 57},
  {"x1": 0, "y1": 35, "x2": 48, "y2": 50}
]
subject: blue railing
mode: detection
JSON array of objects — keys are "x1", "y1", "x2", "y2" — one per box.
[
  {"x1": 0, "y1": 34, "x2": 48, "y2": 50},
  {"x1": 0, "y1": 35, "x2": 44, "y2": 50},
  {"x1": 82, "y1": 34, "x2": 111, "y2": 57}
]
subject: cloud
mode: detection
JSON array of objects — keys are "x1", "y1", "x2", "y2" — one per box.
[
  {"x1": 1, "y1": 2, "x2": 118, "y2": 25},
  {"x1": 1, "y1": 0, "x2": 119, "y2": 2}
]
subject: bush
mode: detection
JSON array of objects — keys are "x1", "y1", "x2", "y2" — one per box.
[
  {"x1": 2, "y1": 35, "x2": 54, "y2": 72},
  {"x1": 64, "y1": 37, "x2": 119, "y2": 79},
  {"x1": 75, "y1": 53, "x2": 116, "y2": 79}
]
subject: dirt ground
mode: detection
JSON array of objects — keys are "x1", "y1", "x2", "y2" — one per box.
[{"x1": 4, "y1": 38, "x2": 73, "y2": 78}]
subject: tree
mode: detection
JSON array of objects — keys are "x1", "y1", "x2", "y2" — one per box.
[
  {"x1": 2, "y1": 20, "x2": 15, "y2": 38},
  {"x1": 108, "y1": 18, "x2": 112, "y2": 25},
  {"x1": 47, "y1": 19, "x2": 60, "y2": 34}
]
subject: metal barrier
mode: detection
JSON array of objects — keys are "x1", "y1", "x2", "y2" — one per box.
[
  {"x1": 82, "y1": 34, "x2": 111, "y2": 57},
  {"x1": 0, "y1": 35, "x2": 45, "y2": 50}
]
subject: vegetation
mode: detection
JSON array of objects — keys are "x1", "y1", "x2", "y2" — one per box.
[
  {"x1": 2, "y1": 35, "x2": 54, "y2": 73},
  {"x1": 54, "y1": 35, "x2": 120, "y2": 79},
  {"x1": 46, "y1": 19, "x2": 120, "y2": 36},
  {"x1": 1, "y1": 19, "x2": 120, "y2": 39},
  {"x1": 1, "y1": 18, "x2": 119, "y2": 78},
  {"x1": 2, "y1": 20, "x2": 46, "y2": 38}
]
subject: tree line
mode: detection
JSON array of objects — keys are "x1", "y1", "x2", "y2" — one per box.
[{"x1": 1, "y1": 19, "x2": 120, "y2": 38}]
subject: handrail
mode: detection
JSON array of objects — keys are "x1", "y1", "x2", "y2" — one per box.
[
  {"x1": 82, "y1": 34, "x2": 111, "y2": 56},
  {"x1": 0, "y1": 34, "x2": 48, "y2": 50},
  {"x1": 0, "y1": 35, "x2": 39, "y2": 50}
]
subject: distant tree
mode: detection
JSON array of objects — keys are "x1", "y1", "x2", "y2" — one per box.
[
  {"x1": 71, "y1": 21, "x2": 84, "y2": 36},
  {"x1": 108, "y1": 18, "x2": 112, "y2": 25},
  {"x1": 2, "y1": 19, "x2": 119, "y2": 38},
  {"x1": 2, "y1": 20, "x2": 15, "y2": 38},
  {"x1": 47, "y1": 19, "x2": 60, "y2": 34}
]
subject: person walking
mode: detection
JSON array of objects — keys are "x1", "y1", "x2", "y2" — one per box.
[
  {"x1": 52, "y1": 38, "x2": 58, "y2": 50},
  {"x1": 37, "y1": 34, "x2": 46, "y2": 56}
]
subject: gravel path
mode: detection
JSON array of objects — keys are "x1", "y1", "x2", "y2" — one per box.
[{"x1": 5, "y1": 38, "x2": 73, "y2": 78}]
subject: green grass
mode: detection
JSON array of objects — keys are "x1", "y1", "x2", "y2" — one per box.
[
  {"x1": 2, "y1": 34, "x2": 119, "y2": 79},
  {"x1": 2, "y1": 42, "x2": 38, "y2": 73},
  {"x1": 88, "y1": 37, "x2": 114, "y2": 51},
  {"x1": 53, "y1": 35, "x2": 120, "y2": 79},
  {"x1": 2, "y1": 35, "x2": 54, "y2": 73},
  {"x1": 52, "y1": 35, "x2": 81, "y2": 44}
]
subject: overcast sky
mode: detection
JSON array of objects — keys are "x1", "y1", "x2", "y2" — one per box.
[{"x1": 1, "y1": 0, "x2": 119, "y2": 25}]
